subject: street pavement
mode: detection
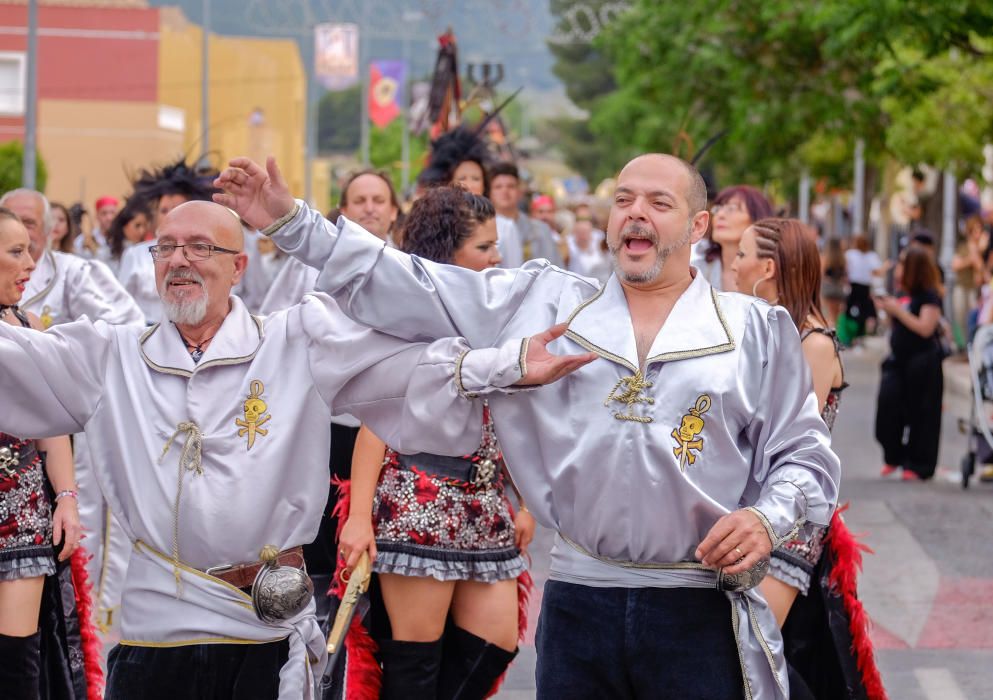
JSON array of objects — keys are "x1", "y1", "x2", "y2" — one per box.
[{"x1": 496, "y1": 336, "x2": 993, "y2": 699}]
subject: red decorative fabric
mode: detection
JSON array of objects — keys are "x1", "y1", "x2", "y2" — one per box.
[{"x1": 824, "y1": 506, "x2": 888, "y2": 700}]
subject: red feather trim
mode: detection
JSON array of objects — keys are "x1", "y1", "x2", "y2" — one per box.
[
  {"x1": 824, "y1": 506, "x2": 888, "y2": 700},
  {"x1": 69, "y1": 546, "x2": 105, "y2": 700},
  {"x1": 343, "y1": 613, "x2": 381, "y2": 700}
]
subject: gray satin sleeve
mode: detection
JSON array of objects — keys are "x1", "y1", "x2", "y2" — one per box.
[
  {"x1": 742, "y1": 305, "x2": 840, "y2": 544},
  {"x1": 68, "y1": 258, "x2": 145, "y2": 327},
  {"x1": 0, "y1": 318, "x2": 111, "y2": 437},
  {"x1": 271, "y1": 201, "x2": 563, "y2": 347},
  {"x1": 298, "y1": 294, "x2": 485, "y2": 457}
]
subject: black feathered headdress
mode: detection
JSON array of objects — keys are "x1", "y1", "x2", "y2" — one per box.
[
  {"x1": 130, "y1": 155, "x2": 219, "y2": 206},
  {"x1": 419, "y1": 126, "x2": 491, "y2": 188}
]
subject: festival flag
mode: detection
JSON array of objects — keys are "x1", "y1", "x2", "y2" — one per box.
[
  {"x1": 314, "y1": 23, "x2": 359, "y2": 91},
  {"x1": 368, "y1": 60, "x2": 406, "y2": 128}
]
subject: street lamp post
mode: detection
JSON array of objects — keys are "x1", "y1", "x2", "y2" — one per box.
[
  {"x1": 22, "y1": 0, "x2": 38, "y2": 189},
  {"x1": 400, "y1": 10, "x2": 424, "y2": 194},
  {"x1": 201, "y1": 0, "x2": 210, "y2": 155}
]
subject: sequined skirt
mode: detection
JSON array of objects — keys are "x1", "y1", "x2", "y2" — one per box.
[
  {"x1": 371, "y1": 453, "x2": 527, "y2": 583},
  {"x1": 0, "y1": 436, "x2": 55, "y2": 581},
  {"x1": 769, "y1": 527, "x2": 827, "y2": 595}
]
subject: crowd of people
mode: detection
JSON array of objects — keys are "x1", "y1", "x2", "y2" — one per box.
[{"x1": 2, "y1": 128, "x2": 941, "y2": 700}]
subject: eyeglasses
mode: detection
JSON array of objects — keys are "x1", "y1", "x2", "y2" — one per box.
[
  {"x1": 710, "y1": 203, "x2": 745, "y2": 216},
  {"x1": 148, "y1": 243, "x2": 241, "y2": 262}
]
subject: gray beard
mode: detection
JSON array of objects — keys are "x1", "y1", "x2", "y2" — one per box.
[
  {"x1": 610, "y1": 220, "x2": 693, "y2": 285},
  {"x1": 162, "y1": 295, "x2": 208, "y2": 326}
]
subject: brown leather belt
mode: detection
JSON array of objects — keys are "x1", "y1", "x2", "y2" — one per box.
[{"x1": 204, "y1": 546, "x2": 306, "y2": 590}]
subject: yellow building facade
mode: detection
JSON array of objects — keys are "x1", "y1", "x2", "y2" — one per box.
[{"x1": 157, "y1": 7, "x2": 310, "y2": 207}]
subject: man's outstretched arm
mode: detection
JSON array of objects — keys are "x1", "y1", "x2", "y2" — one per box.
[
  {"x1": 214, "y1": 157, "x2": 586, "y2": 348},
  {"x1": 0, "y1": 319, "x2": 110, "y2": 437}
]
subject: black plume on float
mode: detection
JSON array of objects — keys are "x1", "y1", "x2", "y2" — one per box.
[
  {"x1": 129, "y1": 155, "x2": 220, "y2": 205},
  {"x1": 690, "y1": 130, "x2": 727, "y2": 202},
  {"x1": 420, "y1": 126, "x2": 492, "y2": 187},
  {"x1": 689, "y1": 130, "x2": 727, "y2": 167},
  {"x1": 420, "y1": 87, "x2": 524, "y2": 187}
]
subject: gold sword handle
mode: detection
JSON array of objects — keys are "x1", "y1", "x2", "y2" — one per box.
[{"x1": 326, "y1": 552, "x2": 372, "y2": 654}]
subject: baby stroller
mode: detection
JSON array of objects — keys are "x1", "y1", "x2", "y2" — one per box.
[{"x1": 960, "y1": 324, "x2": 993, "y2": 488}]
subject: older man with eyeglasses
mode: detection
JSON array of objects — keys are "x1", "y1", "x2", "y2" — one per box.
[{"x1": 0, "y1": 199, "x2": 591, "y2": 699}]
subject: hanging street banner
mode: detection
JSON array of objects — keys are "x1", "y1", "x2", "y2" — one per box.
[
  {"x1": 369, "y1": 60, "x2": 407, "y2": 128},
  {"x1": 315, "y1": 23, "x2": 359, "y2": 91}
]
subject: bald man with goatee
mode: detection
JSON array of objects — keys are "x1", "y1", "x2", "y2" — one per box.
[
  {"x1": 217, "y1": 153, "x2": 841, "y2": 700},
  {"x1": 0, "y1": 200, "x2": 585, "y2": 699}
]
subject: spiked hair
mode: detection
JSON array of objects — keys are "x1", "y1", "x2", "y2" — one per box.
[{"x1": 130, "y1": 155, "x2": 219, "y2": 207}]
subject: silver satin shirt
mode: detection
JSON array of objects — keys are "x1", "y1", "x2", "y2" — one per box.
[{"x1": 272, "y1": 203, "x2": 841, "y2": 698}]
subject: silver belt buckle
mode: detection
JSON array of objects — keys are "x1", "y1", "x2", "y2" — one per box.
[
  {"x1": 716, "y1": 558, "x2": 770, "y2": 592},
  {"x1": 250, "y1": 546, "x2": 314, "y2": 624}
]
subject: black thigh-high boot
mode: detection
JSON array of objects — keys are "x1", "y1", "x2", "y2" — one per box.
[
  {"x1": 378, "y1": 637, "x2": 444, "y2": 700},
  {"x1": 0, "y1": 630, "x2": 41, "y2": 699},
  {"x1": 438, "y1": 625, "x2": 518, "y2": 700}
]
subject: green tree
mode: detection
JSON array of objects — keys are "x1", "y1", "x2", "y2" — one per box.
[
  {"x1": 366, "y1": 119, "x2": 428, "y2": 194},
  {"x1": 545, "y1": 0, "x2": 629, "y2": 184},
  {"x1": 584, "y1": 0, "x2": 993, "y2": 190},
  {"x1": 318, "y1": 85, "x2": 361, "y2": 154},
  {"x1": 0, "y1": 141, "x2": 47, "y2": 194}
]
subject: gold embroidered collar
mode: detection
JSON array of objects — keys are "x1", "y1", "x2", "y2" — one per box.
[
  {"x1": 565, "y1": 271, "x2": 735, "y2": 372},
  {"x1": 140, "y1": 296, "x2": 264, "y2": 377}
]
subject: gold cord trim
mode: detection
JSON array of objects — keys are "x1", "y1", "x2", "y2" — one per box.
[
  {"x1": 134, "y1": 540, "x2": 253, "y2": 605},
  {"x1": 96, "y1": 504, "x2": 114, "y2": 632},
  {"x1": 746, "y1": 597, "x2": 788, "y2": 695},
  {"x1": 744, "y1": 506, "x2": 780, "y2": 549},
  {"x1": 261, "y1": 202, "x2": 302, "y2": 237},
  {"x1": 604, "y1": 370, "x2": 655, "y2": 422},
  {"x1": 730, "y1": 599, "x2": 754, "y2": 700},
  {"x1": 120, "y1": 635, "x2": 286, "y2": 648},
  {"x1": 518, "y1": 337, "x2": 529, "y2": 381},
  {"x1": 159, "y1": 422, "x2": 205, "y2": 596},
  {"x1": 453, "y1": 350, "x2": 479, "y2": 399}
]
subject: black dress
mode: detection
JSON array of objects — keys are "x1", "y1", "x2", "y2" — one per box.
[{"x1": 874, "y1": 290, "x2": 944, "y2": 478}]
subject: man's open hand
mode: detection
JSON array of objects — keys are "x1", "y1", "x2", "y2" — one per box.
[
  {"x1": 695, "y1": 509, "x2": 773, "y2": 575},
  {"x1": 515, "y1": 323, "x2": 597, "y2": 386},
  {"x1": 213, "y1": 157, "x2": 295, "y2": 231}
]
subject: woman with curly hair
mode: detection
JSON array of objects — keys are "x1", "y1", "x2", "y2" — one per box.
[{"x1": 336, "y1": 187, "x2": 532, "y2": 699}]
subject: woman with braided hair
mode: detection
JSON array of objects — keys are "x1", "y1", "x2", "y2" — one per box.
[{"x1": 733, "y1": 217, "x2": 886, "y2": 700}]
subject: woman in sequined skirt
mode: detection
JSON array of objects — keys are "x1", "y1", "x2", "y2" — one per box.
[
  {"x1": 0, "y1": 205, "x2": 83, "y2": 698},
  {"x1": 338, "y1": 188, "x2": 535, "y2": 699},
  {"x1": 733, "y1": 217, "x2": 886, "y2": 699}
]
